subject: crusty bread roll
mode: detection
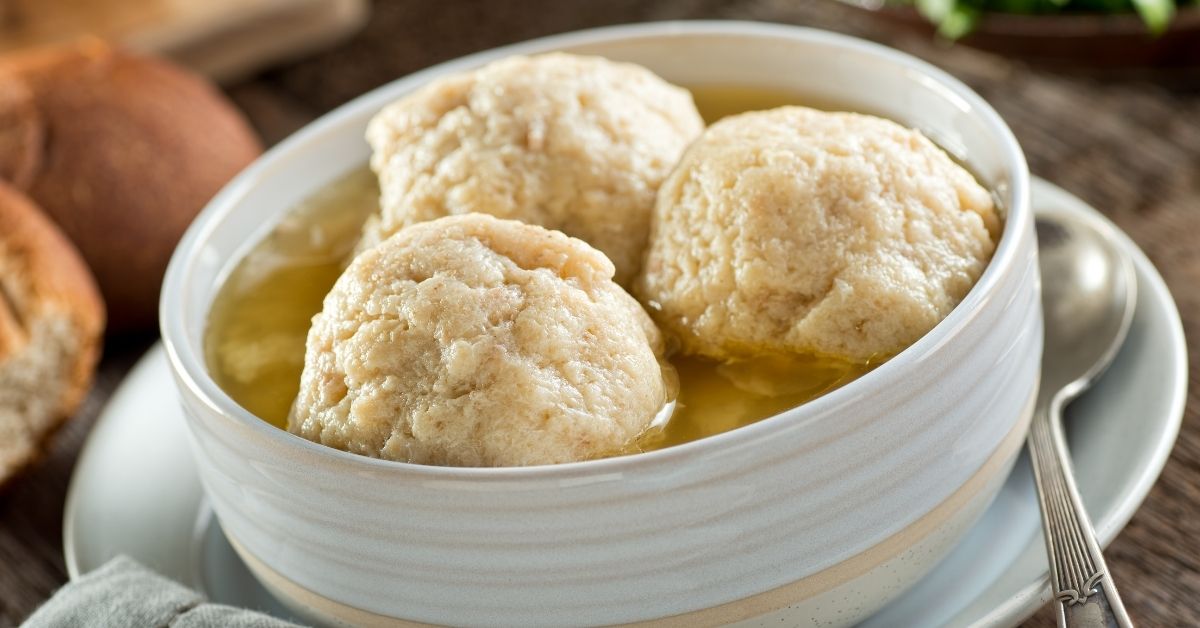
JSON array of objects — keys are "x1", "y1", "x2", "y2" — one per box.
[
  {"x1": 0, "y1": 181, "x2": 104, "y2": 485},
  {"x1": 0, "y1": 39, "x2": 261, "y2": 330}
]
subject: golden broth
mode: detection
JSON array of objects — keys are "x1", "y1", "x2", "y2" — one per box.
[
  {"x1": 689, "y1": 85, "x2": 858, "y2": 124},
  {"x1": 206, "y1": 168, "x2": 379, "y2": 426},
  {"x1": 205, "y1": 87, "x2": 874, "y2": 452}
]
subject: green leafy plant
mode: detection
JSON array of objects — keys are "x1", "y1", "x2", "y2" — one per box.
[{"x1": 904, "y1": 0, "x2": 1187, "y2": 38}]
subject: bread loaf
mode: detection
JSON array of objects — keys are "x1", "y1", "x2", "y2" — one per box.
[
  {"x1": 0, "y1": 181, "x2": 104, "y2": 485},
  {"x1": 0, "y1": 39, "x2": 261, "y2": 330}
]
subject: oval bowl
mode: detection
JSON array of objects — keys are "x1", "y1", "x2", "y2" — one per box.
[{"x1": 160, "y1": 20, "x2": 1040, "y2": 628}]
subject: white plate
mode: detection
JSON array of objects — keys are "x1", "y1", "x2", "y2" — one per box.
[{"x1": 64, "y1": 178, "x2": 1186, "y2": 627}]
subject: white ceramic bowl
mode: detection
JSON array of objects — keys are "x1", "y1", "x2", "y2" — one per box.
[{"x1": 161, "y1": 21, "x2": 1040, "y2": 628}]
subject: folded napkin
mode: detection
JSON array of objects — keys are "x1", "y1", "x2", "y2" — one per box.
[{"x1": 24, "y1": 556, "x2": 303, "y2": 628}]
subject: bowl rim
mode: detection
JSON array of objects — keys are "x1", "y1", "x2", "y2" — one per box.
[{"x1": 159, "y1": 19, "x2": 1031, "y2": 480}]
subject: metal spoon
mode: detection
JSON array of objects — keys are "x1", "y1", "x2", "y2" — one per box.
[{"x1": 1031, "y1": 206, "x2": 1137, "y2": 628}]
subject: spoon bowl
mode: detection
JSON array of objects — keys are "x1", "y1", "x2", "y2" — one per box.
[{"x1": 1037, "y1": 208, "x2": 1138, "y2": 402}]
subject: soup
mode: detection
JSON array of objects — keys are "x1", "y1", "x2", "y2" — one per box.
[{"x1": 205, "y1": 87, "x2": 880, "y2": 453}]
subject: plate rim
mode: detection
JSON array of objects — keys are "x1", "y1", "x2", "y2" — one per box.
[{"x1": 62, "y1": 177, "x2": 1189, "y2": 627}]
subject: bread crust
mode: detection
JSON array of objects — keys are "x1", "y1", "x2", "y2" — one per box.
[
  {"x1": 0, "y1": 71, "x2": 42, "y2": 190},
  {"x1": 0, "y1": 39, "x2": 261, "y2": 330},
  {"x1": 0, "y1": 181, "x2": 104, "y2": 486}
]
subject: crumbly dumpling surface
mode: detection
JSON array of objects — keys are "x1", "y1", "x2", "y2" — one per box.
[
  {"x1": 364, "y1": 53, "x2": 704, "y2": 285},
  {"x1": 636, "y1": 106, "x2": 999, "y2": 363},
  {"x1": 291, "y1": 213, "x2": 671, "y2": 467}
]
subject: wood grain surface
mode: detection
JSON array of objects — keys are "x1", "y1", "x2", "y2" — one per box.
[{"x1": 0, "y1": 1, "x2": 1196, "y2": 626}]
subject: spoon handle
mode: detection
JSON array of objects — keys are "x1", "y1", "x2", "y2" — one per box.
[{"x1": 1027, "y1": 399, "x2": 1133, "y2": 628}]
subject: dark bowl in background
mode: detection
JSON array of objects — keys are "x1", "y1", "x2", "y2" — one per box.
[{"x1": 842, "y1": 2, "x2": 1200, "y2": 67}]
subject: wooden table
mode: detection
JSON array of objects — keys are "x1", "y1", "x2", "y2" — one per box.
[{"x1": 1, "y1": 1, "x2": 1196, "y2": 626}]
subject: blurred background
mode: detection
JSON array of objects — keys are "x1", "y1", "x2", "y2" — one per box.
[{"x1": 0, "y1": 1, "x2": 1197, "y2": 627}]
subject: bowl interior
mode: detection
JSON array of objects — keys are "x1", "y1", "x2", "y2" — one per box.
[{"x1": 162, "y1": 21, "x2": 1027, "y2": 471}]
